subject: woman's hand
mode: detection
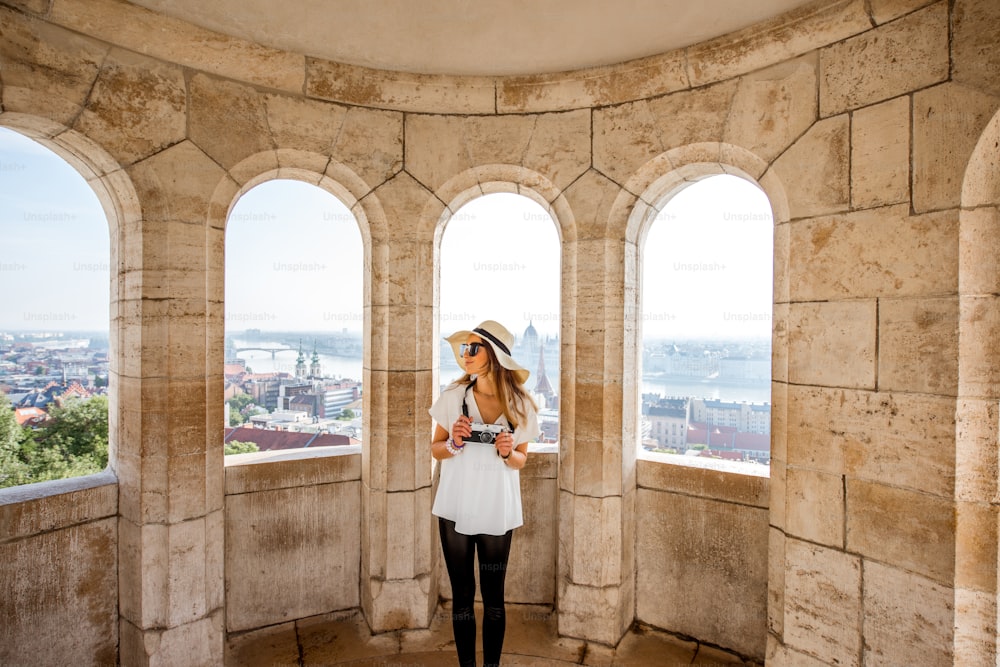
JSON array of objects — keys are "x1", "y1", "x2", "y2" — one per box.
[
  {"x1": 452, "y1": 416, "x2": 472, "y2": 446},
  {"x1": 494, "y1": 431, "x2": 514, "y2": 459}
]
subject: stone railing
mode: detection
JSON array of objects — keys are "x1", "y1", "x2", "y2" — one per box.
[
  {"x1": 223, "y1": 443, "x2": 562, "y2": 633},
  {"x1": 0, "y1": 470, "x2": 119, "y2": 665},
  {"x1": 0, "y1": 446, "x2": 769, "y2": 662},
  {"x1": 636, "y1": 452, "x2": 770, "y2": 659},
  {"x1": 224, "y1": 445, "x2": 363, "y2": 633}
]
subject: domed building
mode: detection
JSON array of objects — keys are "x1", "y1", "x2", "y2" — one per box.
[
  {"x1": 521, "y1": 320, "x2": 539, "y2": 358},
  {"x1": 1, "y1": 2, "x2": 998, "y2": 666},
  {"x1": 515, "y1": 319, "x2": 541, "y2": 363}
]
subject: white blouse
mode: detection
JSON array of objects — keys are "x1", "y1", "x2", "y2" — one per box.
[{"x1": 430, "y1": 381, "x2": 540, "y2": 536}]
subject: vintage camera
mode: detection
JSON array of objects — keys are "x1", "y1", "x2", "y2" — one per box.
[{"x1": 468, "y1": 422, "x2": 506, "y2": 445}]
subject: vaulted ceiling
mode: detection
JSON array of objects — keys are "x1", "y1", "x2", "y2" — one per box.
[{"x1": 129, "y1": 0, "x2": 821, "y2": 76}]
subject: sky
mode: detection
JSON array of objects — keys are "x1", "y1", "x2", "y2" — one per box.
[
  {"x1": 0, "y1": 128, "x2": 110, "y2": 332},
  {"x1": 643, "y1": 176, "x2": 773, "y2": 339},
  {"x1": 0, "y1": 126, "x2": 773, "y2": 341},
  {"x1": 225, "y1": 180, "x2": 365, "y2": 333}
]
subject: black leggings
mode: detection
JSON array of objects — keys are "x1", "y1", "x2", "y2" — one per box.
[{"x1": 438, "y1": 518, "x2": 514, "y2": 667}]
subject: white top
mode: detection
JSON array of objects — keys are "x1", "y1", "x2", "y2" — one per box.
[{"x1": 430, "y1": 381, "x2": 540, "y2": 536}]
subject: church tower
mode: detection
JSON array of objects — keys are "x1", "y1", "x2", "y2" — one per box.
[
  {"x1": 533, "y1": 342, "x2": 554, "y2": 404},
  {"x1": 309, "y1": 341, "x2": 322, "y2": 379},
  {"x1": 295, "y1": 339, "x2": 307, "y2": 379}
]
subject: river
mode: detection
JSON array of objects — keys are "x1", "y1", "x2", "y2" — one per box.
[
  {"x1": 233, "y1": 341, "x2": 363, "y2": 381},
  {"x1": 233, "y1": 341, "x2": 770, "y2": 404},
  {"x1": 641, "y1": 376, "x2": 771, "y2": 403}
]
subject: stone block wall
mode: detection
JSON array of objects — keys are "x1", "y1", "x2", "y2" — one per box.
[
  {"x1": 636, "y1": 458, "x2": 769, "y2": 659},
  {"x1": 223, "y1": 445, "x2": 559, "y2": 636},
  {"x1": 0, "y1": 472, "x2": 118, "y2": 667},
  {"x1": 0, "y1": 0, "x2": 998, "y2": 664},
  {"x1": 224, "y1": 447, "x2": 363, "y2": 634}
]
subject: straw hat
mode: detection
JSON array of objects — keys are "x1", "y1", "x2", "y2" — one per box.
[{"x1": 445, "y1": 320, "x2": 530, "y2": 385}]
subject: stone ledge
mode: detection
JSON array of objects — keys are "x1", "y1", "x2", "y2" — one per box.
[
  {"x1": 0, "y1": 468, "x2": 118, "y2": 542},
  {"x1": 224, "y1": 445, "x2": 362, "y2": 495},
  {"x1": 637, "y1": 453, "x2": 770, "y2": 508},
  {"x1": 524, "y1": 443, "x2": 559, "y2": 479}
]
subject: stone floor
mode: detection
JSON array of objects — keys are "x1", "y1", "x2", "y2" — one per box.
[{"x1": 225, "y1": 603, "x2": 763, "y2": 667}]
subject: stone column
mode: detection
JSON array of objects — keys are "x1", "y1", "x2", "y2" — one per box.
[
  {"x1": 557, "y1": 172, "x2": 638, "y2": 645},
  {"x1": 116, "y1": 141, "x2": 226, "y2": 666},
  {"x1": 360, "y1": 173, "x2": 438, "y2": 631},
  {"x1": 953, "y1": 108, "x2": 1000, "y2": 665}
]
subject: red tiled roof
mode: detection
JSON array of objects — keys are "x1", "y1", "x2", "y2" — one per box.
[
  {"x1": 61, "y1": 382, "x2": 91, "y2": 400},
  {"x1": 733, "y1": 432, "x2": 770, "y2": 451},
  {"x1": 688, "y1": 421, "x2": 737, "y2": 435},
  {"x1": 309, "y1": 433, "x2": 358, "y2": 447},
  {"x1": 14, "y1": 406, "x2": 47, "y2": 426},
  {"x1": 224, "y1": 363, "x2": 247, "y2": 376}
]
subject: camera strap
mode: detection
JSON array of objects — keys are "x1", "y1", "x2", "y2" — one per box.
[
  {"x1": 461, "y1": 378, "x2": 476, "y2": 418},
  {"x1": 461, "y1": 379, "x2": 510, "y2": 434}
]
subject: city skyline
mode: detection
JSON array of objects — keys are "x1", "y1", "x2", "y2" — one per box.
[{"x1": 2, "y1": 127, "x2": 774, "y2": 340}]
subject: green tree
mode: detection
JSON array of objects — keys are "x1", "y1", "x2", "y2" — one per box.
[
  {"x1": 227, "y1": 392, "x2": 257, "y2": 426},
  {"x1": 0, "y1": 396, "x2": 32, "y2": 488},
  {"x1": 224, "y1": 440, "x2": 259, "y2": 456},
  {"x1": 339, "y1": 408, "x2": 355, "y2": 420},
  {"x1": 229, "y1": 393, "x2": 255, "y2": 411},
  {"x1": 26, "y1": 395, "x2": 109, "y2": 483},
  {"x1": 36, "y1": 396, "x2": 109, "y2": 459}
]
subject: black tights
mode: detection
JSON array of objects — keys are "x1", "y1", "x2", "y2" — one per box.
[{"x1": 438, "y1": 518, "x2": 513, "y2": 667}]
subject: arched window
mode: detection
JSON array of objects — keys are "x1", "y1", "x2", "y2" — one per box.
[
  {"x1": 640, "y1": 174, "x2": 773, "y2": 468},
  {"x1": 0, "y1": 128, "x2": 110, "y2": 488},
  {"x1": 439, "y1": 192, "x2": 560, "y2": 443},
  {"x1": 224, "y1": 179, "x2": 363, "y2": 452}
]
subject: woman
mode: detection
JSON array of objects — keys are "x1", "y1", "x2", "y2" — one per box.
[{"x1": 430, "y1": 320, "x2": 539, "y2": 667}]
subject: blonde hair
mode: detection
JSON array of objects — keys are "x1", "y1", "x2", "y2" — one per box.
[{"x1": 451, "y1": 342, "x2": 537, "y2": 429}]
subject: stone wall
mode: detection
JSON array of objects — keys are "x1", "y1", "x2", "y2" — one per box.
[
  {"x1": 224, "y1": 447, "x2": 363, "y2": 634},
  {"x1": 0, "y1": 472, "x2": 118, "y2": 667},
  {"x1": 0, "y1": 0, "x2": 998, "y2": 664},
  {"x1": 636, "y1": 458, "x2": 769, "y2": 659}
]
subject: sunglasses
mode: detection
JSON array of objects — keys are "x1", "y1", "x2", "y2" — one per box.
[{"x1": 460, "y1": 342, "x2": 487, "y2": 357}]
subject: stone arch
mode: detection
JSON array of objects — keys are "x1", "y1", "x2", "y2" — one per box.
[
  {"x1": 211, "y1": 148, "x2": 377, "y2": 248},
  {"x1": 621, "y1": 142, "x2": 780, "y2": 245},
  {"x1": 210, "y1": 148, "x2": 376, "y2": 438},
  {"x1": 612, "y1": 141, "x2": 787, "y2": 656},
  {"x1": 432, "y1": 164, "x2": 575, "y2": 247},
  {"x1": 211, "y1": 149, "x2": 378, "y2": 352},
  {"x1": 431, "y1": 163, "x2": 574, "y2": 379},
  {"x1": 617, "y1": 142, "x2": 787, "y2": 416},
  {"x1": 0, "y1": 111, "x2": 141, "y2": 479},
  {"x1": 953, "y1": 107, "x2": 1000, "y2": 666},
  {"x1": 428, "y1": 165, "x2": 570, "y2": 604}
]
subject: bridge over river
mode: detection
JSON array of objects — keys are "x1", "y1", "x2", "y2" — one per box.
[{"x1": 231, "y1": 345, "x2": 293, "y2": 359}]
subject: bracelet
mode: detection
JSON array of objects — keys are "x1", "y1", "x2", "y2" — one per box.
[{"x1": 445, "y1": 437, "x2": 463, "y2": 456}]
